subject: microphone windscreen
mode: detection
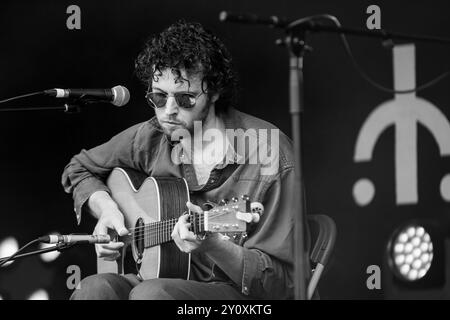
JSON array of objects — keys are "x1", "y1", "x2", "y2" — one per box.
[{"x1": 112, "y1": 85, "x2": 130, "y2": 107}]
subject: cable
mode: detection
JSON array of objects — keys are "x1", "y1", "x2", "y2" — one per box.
[
  {"x1": 0, "y1": 91, "x2": 44, "y2": 105},
  {"x1": 288, "y1": 15, "x2": 450, "y2": 94},
  {"x1": 0, "y1": 238, "x2": 40, "y2": 268}
]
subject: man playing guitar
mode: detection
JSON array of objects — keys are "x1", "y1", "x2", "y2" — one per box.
[{"x1": 62, "y1": 20, "x2": 308, "y2": 300}]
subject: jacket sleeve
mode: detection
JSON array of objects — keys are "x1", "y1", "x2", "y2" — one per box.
[
  {"x1": 61, "y1": 123, "x2": 144, "y2": 224},
  {"x1": 240, "y1": 166, "x2": 311, "y2": 299}
]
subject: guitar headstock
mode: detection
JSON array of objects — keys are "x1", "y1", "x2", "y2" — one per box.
[{"x1": 192, "y1": 195, "x2": 263, "y2": 234}]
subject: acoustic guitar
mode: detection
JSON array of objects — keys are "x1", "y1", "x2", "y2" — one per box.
[{"x1": 97, "y1": 167, "x2": 262, "y2": 280}]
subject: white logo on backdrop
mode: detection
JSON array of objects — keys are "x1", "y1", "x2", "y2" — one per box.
[{"x1": 353, "y1": 44, "x2": 450, "y2": 206}]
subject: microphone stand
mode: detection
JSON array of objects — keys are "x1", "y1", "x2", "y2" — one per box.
[
  {"x1": 220, "y1": 11, "x2": 450, "y2": 300},
  {"x1": 0, "y1": 103, "x2": 81, "y2": 113},
  {"x1": 0, "y1": 242, "x2": 76, "y2": 264},
  {"x1": 280, "y1": 28, "x2": 310, "y2": 301}
]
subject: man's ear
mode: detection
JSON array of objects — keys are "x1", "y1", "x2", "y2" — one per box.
[{"x1": 210, "y1": 92, "x2": 220, "y2": 104}]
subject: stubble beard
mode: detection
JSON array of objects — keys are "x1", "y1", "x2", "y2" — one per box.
[{"x1": 162, "y1": 100, "x2": 212, "y2": 141}]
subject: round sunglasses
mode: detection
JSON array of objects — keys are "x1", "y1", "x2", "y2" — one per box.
[{"x1": 145, "y1": 91, "x2": 204, "y2": 109}]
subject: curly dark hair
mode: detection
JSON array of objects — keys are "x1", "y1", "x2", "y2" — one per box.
[{"x1": 135, "y1": 20, "x2": 238, "y2": 114}]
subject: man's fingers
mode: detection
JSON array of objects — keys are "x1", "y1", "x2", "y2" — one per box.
[
  {"x1": 171, "y1": 224, "x2": 186, "y2": 251},
  {"x1": 102, "y1": 252, "x2": 121, "y2": 261},
  {"x1": 178, "y1": 219, "x2": 199, "y2": 242},
  {"x1": 96, "y1": 246, "x2": 121, "y2": 258},
  {"x1": 110, "y1": 217, "x2": 129, "y2": 236},
  {"x1": 101, "y1": 242, "x2": 124, "y2": 250},
  {"x1": 94, "y1": 223, "x2": 108, "y2": 236},
  {"x1": 179, "y1": 225, "x2": 196, "y2": 241},
  {"x1": 171, "y1": 220, "x2": 179, "y2": 239},
  {"x1": 186, "y1": 201, "x2": 203, "y2": 214},
  {"x1": 172, "y1": 213, "x2": 202, "y2": 253}
]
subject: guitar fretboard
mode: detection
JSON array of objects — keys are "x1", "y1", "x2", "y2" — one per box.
[
  {"x1": 141, "y1": 218, "x2": 178, "y2": 248},
  {"x1": 139, "y1": 213, "x2": 205, "y2": 248}
]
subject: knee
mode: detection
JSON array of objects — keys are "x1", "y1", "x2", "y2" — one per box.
[
  {"x1": 70, "y1": 273, "x2": 127, "y2": 300},
  {"x1": 129, "y1": 279, "x2": 184, "y2": 300}
]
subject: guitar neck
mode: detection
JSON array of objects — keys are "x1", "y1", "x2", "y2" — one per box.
[
  {"x1": 141, "y1": 218, "x2": 178, "y2": 248},
  {"x1": 141, "y1": 212, "x2": 207, "y2": 248}
]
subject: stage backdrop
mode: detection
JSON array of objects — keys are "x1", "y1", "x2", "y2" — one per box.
[{"x1": 0, "y1": 0, "x2": 449, "y2": 299}]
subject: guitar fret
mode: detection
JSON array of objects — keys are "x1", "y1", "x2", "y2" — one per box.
[
  {"x1": 163, "y1": 221, "x2": 169, "y2": 242},
  {"x1": 152, "y1": 223, "x2": 155, "y2": 246},
  {"x1": 166, "y1": 220, "x2": 170, "y2": 242},
  {"x1": 159, "y1": 220, "x2": 162, "y2": 245},
  {"x1": 151, "y1": 223, "x2": 154, "y2": 246},
  {"x1": 138, "y1": 217, "x2": 191, "y2": 249},
  {"x1": 164, "y1": 220, "x2": 167, "y2": 242},
  {"x1": 168, "y1": 220, "x2": 172, "y2": 242},
  {"x1": 164, "y1": 220, "x2": 168, "y2": 243},
  {"x1": 150, "y1": 223, "x2": 153, "y2": 247}
]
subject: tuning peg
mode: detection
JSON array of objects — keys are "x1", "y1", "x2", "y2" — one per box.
[
  {"x1": 250, "y1": 202, "x2": 264, "y2": 224},
  {"x1": 219, "y1": 199, "x2": 229, "y2": 206},
  {"x1": 251, "y1": 213, "x2": 260, "y2": 223},
  {"x1": 231, "y1": 197, "x2": 239, "y2": 202},
  {"x1": 241, "y1": 195, "x2": 250, "y2": 201},
  {"x1": 235, "y1": 210, "x2": 260, "y2": 224},
  {"x1": 251, "y1": 202, "x2": 264, "y2": 215}
]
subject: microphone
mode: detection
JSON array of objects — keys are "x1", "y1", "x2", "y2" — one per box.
[
  {"x1": 219, "y1": 11, "x2": 289, "y2": 28},
  {"x1": 44, "y1": 85, "x2": 130, "y2": 107},
  {"x1": 39, "y1": 234, "x2": 111, "y2": 244}
]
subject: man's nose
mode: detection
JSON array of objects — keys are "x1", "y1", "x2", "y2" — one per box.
[{"x1": 165, "y1": 97, "x2": 179, "y2": 115}]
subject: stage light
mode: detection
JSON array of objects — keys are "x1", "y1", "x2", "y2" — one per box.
[
  {"x1": 390, "y1": 225, "x2": 433, "y2": 281},
  {"x1": 383, "y1": 219, "x2": 448, "y2": 299},
  {"x1": 0, "y1": 237, "x2": 19, "y2": 267},
  {"x1": 27, "y1": 289, "x2": 49, "y2": 300}
]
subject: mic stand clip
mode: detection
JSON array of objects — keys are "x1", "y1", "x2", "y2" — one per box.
[{"x1": 0, "y1": 242, "x2": 76, "y2": 264}]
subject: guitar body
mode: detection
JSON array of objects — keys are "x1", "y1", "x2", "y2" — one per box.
[{"x1": 97, "y1": 168, "x2": 191, "y2": 280}]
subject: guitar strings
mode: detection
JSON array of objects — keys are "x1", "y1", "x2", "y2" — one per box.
[
  {"x1": 129, "y1": 223, "x2": 243, "y2": 245},
  {"x1": 121, "y1": 198, "x2": 250, "y2": 236},
  {"x1": 126, "y1": 212, "x2": 231, "y2": 243},
  {"x1": 123, "y1": 210, "x2": 232, "y2": 233},
  {"x1": 121, "y1": 210, "x2": 240, "y2": 244}
]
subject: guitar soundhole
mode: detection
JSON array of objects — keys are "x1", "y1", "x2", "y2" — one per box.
[{"x1": 134, "y1": 218, "x2": 145, "y2": 261}]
